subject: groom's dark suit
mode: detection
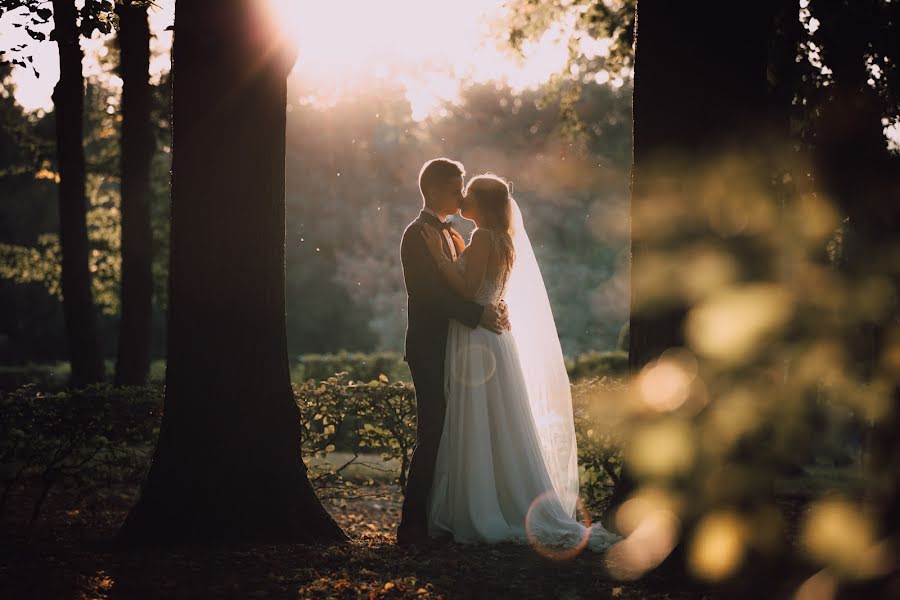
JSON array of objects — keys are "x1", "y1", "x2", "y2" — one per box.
[{"x1": 398, "y1": 210, "x2": 484, "y2": 541}]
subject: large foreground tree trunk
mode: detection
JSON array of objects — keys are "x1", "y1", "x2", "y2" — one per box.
[
  {"x1": 628, "y1": 0, "x2": 775, "y2": 367},
  {"x1": 609, "y1": 0, "x2": 777, "y2": 531},
  {"x1": 51, "y1": 0, "x2": 104, "y2": 387},
  {"x1": 119, "y1": 0, "x2": 345, "y2": 544},
  {"x1": 114, "y1": 1, "x2": 155, "y2": 386}
]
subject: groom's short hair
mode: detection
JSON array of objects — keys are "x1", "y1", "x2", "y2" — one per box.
[{"x1": 419, "y1": 158, "x2": 465, "y2": 204}]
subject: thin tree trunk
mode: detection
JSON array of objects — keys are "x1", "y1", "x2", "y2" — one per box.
[
  {"x1": 51, "y1": 0, "x2": 104, "y2": 387},
  {"x1": 114, "y1": 1, "x2": 155, "y2": 386},
  {"x1": 118, "y1": 0, "x2": 345, "y2": 544}
]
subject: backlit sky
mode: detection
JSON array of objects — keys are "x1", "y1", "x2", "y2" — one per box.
[{"x1": 1, "y1": 0, "x2": 615, "y2": 120}]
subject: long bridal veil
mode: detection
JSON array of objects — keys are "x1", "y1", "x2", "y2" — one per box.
[{"x1": 504, "y1": 198, "x2": 580, "y2": 517}]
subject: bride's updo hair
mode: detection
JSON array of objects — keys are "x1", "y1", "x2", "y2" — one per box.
[{"x1": 465, "y1": 173, "x2": 515, "y2": 274}]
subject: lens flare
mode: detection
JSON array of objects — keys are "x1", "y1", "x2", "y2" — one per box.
[
  {"x1": 524, "y1": 492, "x2": 592, "y2": 561},
  {"x1": 449, "y1": 341, "x2": 497, "y2": 388}
]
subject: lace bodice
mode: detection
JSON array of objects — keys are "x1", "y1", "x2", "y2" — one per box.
[{"x1": 457, "y1": 232, "x2": 509, "y2": 305}]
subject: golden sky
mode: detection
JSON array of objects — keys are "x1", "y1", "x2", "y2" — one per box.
[{"x1": 1, "y1": 0, "x2": 619, "y2": 119}]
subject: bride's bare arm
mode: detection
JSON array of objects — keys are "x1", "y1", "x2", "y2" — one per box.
[{"x1": 420, "y1": 227, "x2": 491, "y2": 299}]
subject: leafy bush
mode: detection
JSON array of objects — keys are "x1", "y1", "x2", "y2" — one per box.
[
  {"x1": 0, "y1": 363, "x2": 69, "y2": 392},
  {"x1": 294, "y1": 373, "x2": 417, "y2": 495},
  {"x1": 0, "y1": 384, "x2": 162, "y2": 530},
  {"x1": 291, "y1": 352, "x2": 411, "y2": 384},
  {"x1": 571, "y1": 377, "x2": 626, "y2": 512},
  {"x1": 0, "y1": 376, "x2": 622, "y2": 527},
  {"x1": 566, "y1": 350, "x2": 629, "y2": 380}
]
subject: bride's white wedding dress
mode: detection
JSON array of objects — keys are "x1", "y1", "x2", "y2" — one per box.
[{"x1": 427, "y1": 208, "x2": 620, "y2": 554}]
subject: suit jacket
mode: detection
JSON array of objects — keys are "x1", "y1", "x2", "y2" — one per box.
[{"x1": 400, "y1": 210, "x2": 484, "y2": 364}]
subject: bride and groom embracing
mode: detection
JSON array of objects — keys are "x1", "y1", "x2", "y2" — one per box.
[{"x1": 396, "y1": 158, "x2": 620, "y2": 555}]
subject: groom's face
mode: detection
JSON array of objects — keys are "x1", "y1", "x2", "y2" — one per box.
[{"x1": 433, "y1": 174, "x2": 465, "y2": 215}]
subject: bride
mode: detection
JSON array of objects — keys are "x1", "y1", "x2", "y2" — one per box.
[{"x1": 420, "y1": 173, "x2": 620, "y2": 554}]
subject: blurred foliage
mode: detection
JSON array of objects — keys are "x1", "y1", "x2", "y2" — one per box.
[{"x1": 499, "y1": 1, "x2": 900, "y2": 591}]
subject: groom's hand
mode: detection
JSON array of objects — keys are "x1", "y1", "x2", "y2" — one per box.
[
  {"x1": 479, "y1": 302, "x2": 511, "y2": 334},
  {"x1": 497, "y1": 300, "x2": 511, "y2": 331},
  {"x1": 479, "y1": 304, "x2": 505, "y2": 334}
]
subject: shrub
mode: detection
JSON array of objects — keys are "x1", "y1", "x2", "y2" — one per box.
[
  {"x1": 291, "y1": 352, "x2": 411, "y2": 383},
  {"x1": 0, "y1": 384, "x2": 162, "y2": 530},
  {"x1": 0, "y1": 375, "x2": 622, "y2": 528},
  {"x1": 566, "y1": 351, "x2": 629, "y2": 381}
]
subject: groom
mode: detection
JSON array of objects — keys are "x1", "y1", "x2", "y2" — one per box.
[{"x1": 396, "y1": 157, "x2": 508, "y2": 546}]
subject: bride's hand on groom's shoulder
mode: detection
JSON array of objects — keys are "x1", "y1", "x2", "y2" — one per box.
[{"x1": 480, "y1": 302, "x2": 511, "y2": 334}]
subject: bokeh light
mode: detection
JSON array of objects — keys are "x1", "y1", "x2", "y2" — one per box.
[
  {"x1": 524, "y1": 492, "x2": 592, "y2": 561},
  {"x1": 800, "y1": 497, "x2": 882, "y2": 579},
  {"x1": 687, "y1": 511, "x2": 748, "y2": 581},
  {"x1": 626, "y1": 419, "x2": 695, "y2": 478},
  {"x1": 686, "y1": 284, "x2": 794, "y2": 366},
  {"x1": 606, "y1": 503, "x2": 680, "y2": 581}
]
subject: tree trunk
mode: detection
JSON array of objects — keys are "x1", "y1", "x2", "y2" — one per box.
[
  {"x1": 610, "y1": 0, "x2": 777, "y2": 530},
  {"x1": 118, "y1": 0, "x2": 345, "y2": 544},
  {"x1": 51, "y1": 0, "x2": 104, "y2": 387},
  {"x1": 810, "y1": 0, "x2": 900, "y2": 550},
  {"x1": 114, "y1": 1, "x2": 155, "y2": 386}
]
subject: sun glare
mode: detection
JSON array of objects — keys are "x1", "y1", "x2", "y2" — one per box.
[
  {"x1": 2, "y1": 0, "x2": 578, "y2": 120},
  {"x1": 274, "y1": 0, "x2": 573, "y2": 119}
]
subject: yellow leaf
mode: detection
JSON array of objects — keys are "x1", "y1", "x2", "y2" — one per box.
[{"x1": 379, "y1": 373, "x2": 389, "y2": 383}]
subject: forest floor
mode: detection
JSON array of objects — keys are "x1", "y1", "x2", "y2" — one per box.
[{"x1": 0, "y1": 459, "x2": 870, "y2": 599}]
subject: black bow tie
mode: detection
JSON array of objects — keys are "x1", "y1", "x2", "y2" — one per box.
[{"x1": 439, "y1": 221, "x2": 454, "y2": 231}]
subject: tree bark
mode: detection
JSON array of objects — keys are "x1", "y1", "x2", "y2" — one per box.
[
  {"x1": 628, "y1": 0, "x2": 776, "y2": 370},
  {"x1": 114, "y1": 1, "x2": 155, "y2": 386},
  {"x1": 51, "y1": 0, "x2": 104, "y2": 387},
  {"x1": 610, "y1": 0, "x2": 777, "y2": 532},
  {"x1": 118, "y1": 0, "x2": 345, "y2": 545}
]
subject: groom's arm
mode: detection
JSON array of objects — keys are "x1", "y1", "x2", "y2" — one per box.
[{"x1": 401, "y1": 225, "x2": 484, "y2": 329}]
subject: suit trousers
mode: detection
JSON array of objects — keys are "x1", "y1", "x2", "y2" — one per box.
[{"x1": 398, "y1": 354, "x2": 447, "y2": 534}]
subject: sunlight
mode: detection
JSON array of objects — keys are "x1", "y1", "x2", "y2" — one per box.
[
  {"x1": 3, "y1": 0, "x2": 579, "y2": 120},
  {"x1": 274, "y1": 0, "x2": 573, "y2": 119}
]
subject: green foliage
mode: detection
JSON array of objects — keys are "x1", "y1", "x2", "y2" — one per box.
[
  {"x1": 572, "y1": 377, "x2": 624, "y2": 511},
  {"x1": 0, "y1": 376, "x2": 623, "y2": 525},
  {"x1": 0, "y1": 383, "x2": 162, "y2": 528},
  {"x1": 292, "y1": 352, "x2": 411, "y2": 384},
  {"x1": 1, "y1": 1, "x2": 122, "y2": 76},
  {"x1": 0, "y1": 362, "x2": 69, "y2": 390},
  {"x1": 294, "y1": 373, "x2": 417, "y2": 495},
  {"x1": 566, "y1": 350, "x2": 629, "y2": 380}
]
